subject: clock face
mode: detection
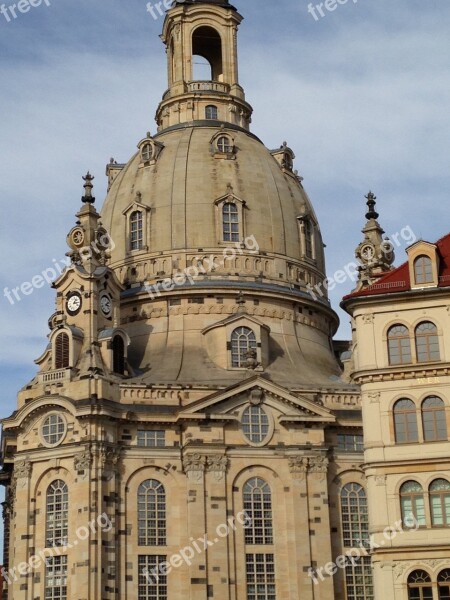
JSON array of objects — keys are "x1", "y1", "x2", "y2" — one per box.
[
  {"x1": 100, "y1": 294, "x2": 112, "y2": 317},
  {"x1": 67, "y1": 292, "x2": 82, "y2": 316}
]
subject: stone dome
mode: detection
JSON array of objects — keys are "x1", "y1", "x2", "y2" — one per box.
[
  {"x1": 97, "y1": 0, "x2": 343, "y2": 390},
  {"x1": 102, "y1": 123, "x2": 326, "y2": 288}
]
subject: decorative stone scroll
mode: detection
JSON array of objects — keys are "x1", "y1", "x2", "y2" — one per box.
[
  {"x1": 206, "y1": 455, "x2": 229, "y2": 482},
  {"x1": 74, "y1": 448, "x2": 92, "y2": 479},
  {"x1": 288, "y1": 456, "x2": 309, "y2": 481},
  {"x1": 183, "y1": 453, "x2": 207, "y2": 483}
]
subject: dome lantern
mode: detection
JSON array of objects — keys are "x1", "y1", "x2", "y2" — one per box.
[{"x1": 156, "y1": 0, "x2": 253, "y2": 131}]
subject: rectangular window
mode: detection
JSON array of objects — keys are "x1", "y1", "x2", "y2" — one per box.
[
  {"x1": 246, "y1": 554, "x2": 276, "y2": 600},
  {"x1": 337, "y1": 434, "x2": 364, "y2": 452},
  {"x1": 138, "y1": 555, "x2": 167, "y2": 600},
  {"x1": 137, "y1": 431, "x2": 165, "y2": 447},
  {"x1": 45, "y1": 555, "x2": 68, "y2": 600},
  {"x1": 345, "y1": 556, "x2": 373, "y2": 600},
  {"x1": 401, "y1": 496, "x2": 426, "y2": 527}
]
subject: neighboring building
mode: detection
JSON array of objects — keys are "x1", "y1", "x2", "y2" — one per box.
[{"x1": 342, "y1": 199, "x2": 450, "y2": 600}]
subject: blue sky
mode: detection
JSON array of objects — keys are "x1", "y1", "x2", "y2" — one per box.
[{"x1": 1, "y1": 0, "x2": 450, "y2": 422}]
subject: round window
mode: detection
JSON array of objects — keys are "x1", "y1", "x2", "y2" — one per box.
[
  {"x1": 41, "y1": 413, "x2": 66, "y2": 447},
  {"x1": 242, "y1": 405, "x2": 270, "y2": 444}
]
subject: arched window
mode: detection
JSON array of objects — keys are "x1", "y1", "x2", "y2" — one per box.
[
  {"x1": 55, "y1": 332, "x2": 70, "y2": 369},
  {"x1": 414, "y1": 255, "x2": 433, "y2": 284},
  {"x1": 192, "y1": 26, "x2": 223, "y2": 81},
  {"x1": 408, "y1": 570, "x2": 433, "y2": 600},
  {"x1": 217, "y1": 135, "x2": 233, "y2": 153},
  {"x1": 340, "y1": 483, "x2": 369, "y2": 547},
  {"x1": 415, "y1": 322, "x2": 440, "y2": 362},
  {"x1": 387, "y1": 324, "x2": 411, "y2": 365},
  {"x1": 231, "y1": 327, "x2": 257, "y2": 367},
  {"x1": 138, "y1": 479, "x2": 166, "y2": 546},
  {"x1": 422, "y1": 397, "x2": 447, "y2": 442},
  {"x1": 46, "y1": 480, "x2": 69, "y2": 547},
  {"x1": 242, "y1": 405, "x2": 270, "y2": 444},
  {"x1": 429, "y1": 479, "x2": 450, "y2": 527},
  {"x1": 243, "y1": 477, "x2": 273, "y2": 545},
  {"x1": 141, "y1": 143, "x2": 152, "y2": 162},
  {"x1": 438, "y1": 569, "x2": 450, "y2": 600},
  {"x1": 222, "y1": 202, "x2": 239, "y2": 242},
  {"x1": 394, "y1": 399, "x2": 418, "y2": 444},
  {"x1": 401, "y1": 481, "x2": 426, "y2": 528},
  {"x1": 205, "y1": 105, "x2": 218, "y2": 120},
  {"x1": 112, "y1": 336, "x2": 125, "y2": 375},
  {"x1": 130, "y1": 210, "x2": 144, "y2": 251}
]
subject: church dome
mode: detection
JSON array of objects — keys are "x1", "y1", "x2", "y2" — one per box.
[
  {"x1": 102, "y1": 123, "x2": 326, "y2": 289},
  {"x1": 97, "y1": 0, "x2": 341, "y2": 389}
]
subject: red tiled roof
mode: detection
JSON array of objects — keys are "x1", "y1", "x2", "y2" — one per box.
[{"x1": 343, "y1": 232, "x2": 450, "y2": 300}]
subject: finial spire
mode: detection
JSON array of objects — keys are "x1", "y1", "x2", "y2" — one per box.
[
  {"x1": 365, "y1": 191, "x2": 379, "y2": 220},
  {"x1": 82, "y1": 172, "x2": 95, "y2": 204}
]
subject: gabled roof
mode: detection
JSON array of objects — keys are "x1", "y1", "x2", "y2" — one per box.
[
  {"x1": 343, "y1": 232, "x2": 450, "y2": 300},
  {"x1": 178, "y1": 376, "x2": 335, "y2": 423}
]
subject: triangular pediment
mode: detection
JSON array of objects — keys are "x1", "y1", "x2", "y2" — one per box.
[{"x1": 179, "y1": 376, "x2": 335, "y2": 423}]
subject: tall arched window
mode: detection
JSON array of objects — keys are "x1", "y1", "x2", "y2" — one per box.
[
  {"x1": 138, "y1": 479, "x2": 166, "y2": 546},
  {"x1": 112, "y1": 336, "x2": 125, "y2": 375},
  {"x1": 408, "y1": 570, "x2": 433, "y2": 600},
  {"x1": 130, "y1": 210, "x2": 144, "y2": 251},
  {"x1": 422, "y1": 397, "x2": 447, "y2": 442},
  {"x1": 438, "y1": 569, "x2": 450, "y2": 600},
  {"x1": 231, "y1": 326, "x2": 256, "y2": 367},
  {"x1": 46, "y1": 480, "x2": 69, "y2": 547},
  {"x1": 414, "y1": 255, "x2": 433, "y2": 284},
  {"x1": 340, "y1": 483, "x2": 369, "y2": 547},
  {"x1": 394, "y1": 399, "x2": 418, "y2": 444},
  {"x1": 222, "y1": 202, "x2": 239, "y2": 242},
  {"x1": 415, "y1": 321, "x2": 440, "y2": 362},
  {"x1": 55, "y1": 332, "x2": 70, "y2": 369},
  {"x1": 192, "y1": 26, "x2": 223, "y2": 81},
  {"x1": 387, "y1": 324, "x2": 411, "y2": 365},
  {"x1": 243, "y1": 478, "x2": 273, "y2": 545},
  {"x1": 401, "y1": 481, "x2": 426, "y2": 528},
  {"x1": 429, "y1": 479, "x2": 450, "y2": 527},
  {"x1": 205, "y1": 105, "x2": 218, "y2": 120}
]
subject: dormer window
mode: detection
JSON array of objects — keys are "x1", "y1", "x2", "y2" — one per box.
[
  {"x1": 206, "y1": 105, "x2": 218, "y2": 120},
  {"x1": 217, "y1": 135, "x2": 233, "y2": 153},
  {"x1": 130, "y1": 210, "x2": 144, "y2": 251},
  {"x1": 231, "y1": 326, "x2": 257, "y2": 367},
  {"x1": 298, "y1": 216, "x2": 315, "y2": 260},
  {"x1": 223, "y1": 202, "x2": 240, "y2": 242},
  {"x1": 141, "y1": 143, "x2": 152, "y2": 162},
  {"x1": 407, "y1": 241, "x2": 438, "y2": 288},
  {"x1": 414, "y1": 255, "x2": 433, "y2": 285}
]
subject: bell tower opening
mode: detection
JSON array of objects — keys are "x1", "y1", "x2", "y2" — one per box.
[{"x1": 192, "y1": 26, "x2": 223, "y2": 82}]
